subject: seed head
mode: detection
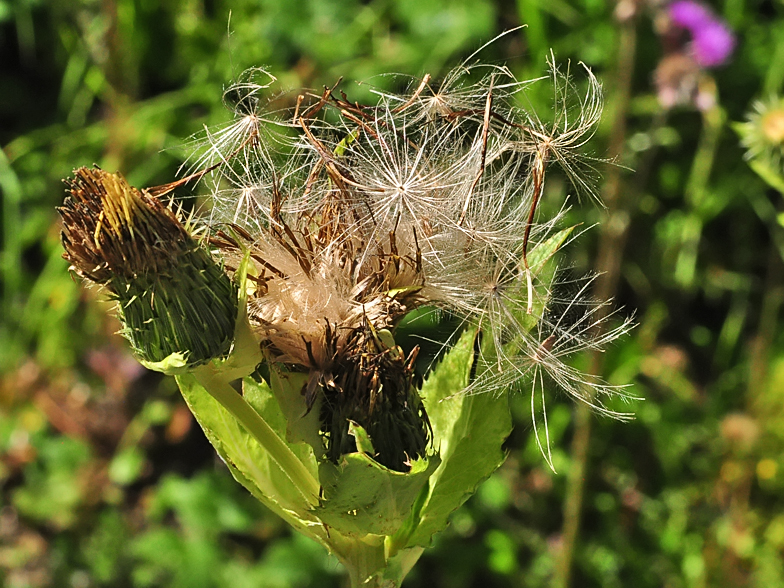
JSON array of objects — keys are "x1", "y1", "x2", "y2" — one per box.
[{"x1": 184, "y1": 56, "x2": 636, "y2": 470}]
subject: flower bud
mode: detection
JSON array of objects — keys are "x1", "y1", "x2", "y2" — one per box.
[{"x1": 59, "y1": 167, "x2": 238, "y2": 367}]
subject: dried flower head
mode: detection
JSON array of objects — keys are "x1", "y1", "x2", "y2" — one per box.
[
  {"x1": 183, "y1": 58, "x2": 633, "y2": 469},
  {"x1": 462, "y1": 269, "x2": 635, "y2": 471}
]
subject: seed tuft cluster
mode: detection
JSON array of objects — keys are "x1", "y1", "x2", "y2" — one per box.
[
  {"x1": 60, "y1": 55, "x2": 635, "y2": 472},
  {"x1": 187, "y1": 57, "x2": 633, "y2": 470}
]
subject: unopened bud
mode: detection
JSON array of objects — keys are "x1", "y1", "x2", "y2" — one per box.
[{"x1": 59, "y1": 167, "x2": 237, "y2": 367}]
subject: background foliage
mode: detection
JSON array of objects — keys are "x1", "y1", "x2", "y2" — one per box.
[{"x1": 2, "y1": 0, "x2": 784, "y2": 586}]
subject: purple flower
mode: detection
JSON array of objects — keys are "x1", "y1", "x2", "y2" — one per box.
[
  {"x1": 669, "y1": 0, "x2": 713, "y2": 29},
  {"x1": 692, "y1": 21, "x2": 736, "y2": 67},
  {"x1": 667, "y1": 1, "x2": 735, "y2": 67}
]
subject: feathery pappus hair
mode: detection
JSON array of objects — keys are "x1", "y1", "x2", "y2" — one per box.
[
  {"x1": 61, "y1": 47, "x2": 635, "y2": 471},
  {"x1": 185, "y1": 51, "x2": 633, "y2": 470}
]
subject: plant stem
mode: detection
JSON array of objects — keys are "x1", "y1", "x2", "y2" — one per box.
[
  {"x1": 553, "y1": 402, "x2": 591, "y2": 588},
  {"x1": 193, "y1": 364, "x2": 321, "y2": 507},
  {"x1": 334, "y1": 539, "x2": 423, "y2": 588},
  {"x1": 675, "y1": 102, "x2": 724, "y2": 288},
  {"x1": 329, "y1": 535, "x2": 389, "y2": 588},
  {"x1": 748, "y1": 234, "x2": 784, "y2": 403},
  {"x1": 0, "y1": 149, "x2": 22, "y2": 323}
]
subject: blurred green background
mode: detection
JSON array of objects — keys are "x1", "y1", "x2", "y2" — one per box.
[{"x1": 3, "y1": 0, "x2": 784, "y2": 586}]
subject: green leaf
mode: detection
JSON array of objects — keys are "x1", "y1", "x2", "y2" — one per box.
[
  {"x1": 406, "y1": 327, "x2": 512, "y2": 547},
  {"x1": 378, "y1": 546, "x2": 426, "y2": 586},
  {"x1": 212, "y1": 252, "x2": 265, "y2": 381},
  {"x1": 528, "y1": 226, "x2": 576, "y2": 272},
  {"x1": 265, "y1": 366, "x2": 325, "y2": 459},
  {"x1": 139, "y1": 351, "x2": 188, "y2": 374},
  {"x1": 749, "y1": 158, "x2": 784, "y2": 195},
  {"x1": 334, "y1": 128, "x2": 360, "y2": 157},
  {"x1": 174, "y1": 372, "x2": 324, "y2": 542},
  {"x1": 315, "y1": 452, "x2": 440, "y2": 538}
]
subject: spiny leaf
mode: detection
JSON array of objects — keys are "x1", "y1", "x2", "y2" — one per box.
[
  {"x1": 405, "y1": 327, "x2": 512, "y2": 547},
  {"x1": 315, "y1": 451, "x2": 440, "y2": 538}
]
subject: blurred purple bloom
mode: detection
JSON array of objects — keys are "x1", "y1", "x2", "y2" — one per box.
[
  {"x1": 669, "y1": 0, "x2": 713, "y2": 29},
  {"x1": 692, "y1": 22, "x2": 736, "y2": 67},
  {"x1": 668, "y1": 0, "x2": 735, "y2": 67},
  {"x1": 667, "y1": 0, "x2": 714, "y2": 31}
]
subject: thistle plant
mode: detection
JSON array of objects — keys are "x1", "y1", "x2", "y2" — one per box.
[{"x1": 59, "y1": 53, "x2": 634, "y2": 587}]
